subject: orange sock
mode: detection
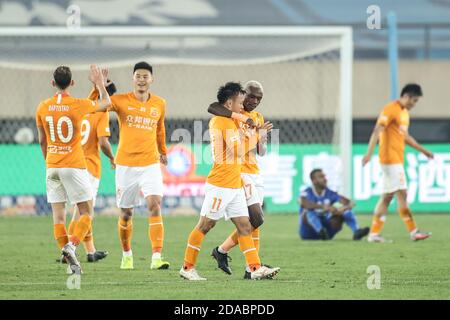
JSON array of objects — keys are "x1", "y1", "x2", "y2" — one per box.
[
  {"x1": 118, "y1": 217, "x2": 133, "y2": 252},
  {"x1": 69, "y1": 215, "x2": 92, "y2": 246},
  {"x1": 399, "y1": 208, "x2": 417, "y2": 233},
  {"x1": 53, "y1": 224, "x2": 69, "y2": 249},
  {"x1": 68, "y1": 220, "x2": 77, "y2": 237},
  {"x1": 149, "y1": 216, "x2": 164, "y2": 254},
  {"x1": 183, "y1": 228, "x2": 205, "y2": 270},
  {"x1": 219, "y1": 230, "x2": 239, "y2": 253},
  {"x1": 369, "y1": 215, "x2": 386, "y2": 235},
  {"x1": 251, "y1": 228, "x2": 260, "y2": 253},
  {"x1": 83, "y1": 226, "x2": 96, "y2": 253},
  {"x1": 238, "y1": 234, "x2": 260, "y2": 271}
]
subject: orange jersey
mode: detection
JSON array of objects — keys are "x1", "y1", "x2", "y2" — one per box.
[
  {"x1": 241, "y1": 110, "x2": 265, "y2": 174},
  {"x1": 376, "y1": 100, "x2": 410, "y2": 164},
  {"x1": 81, "y1": 112, "x2": 110, "y2": 178},
  {"x1": 108, "y1": 92, "x2": 167, "y2": 167},
  {"x1": 35, "y1": 93, "x2": 98, "y2": 168},
  {"x1": 207, "y1": 116, "x2": 243, "y2": 189}
]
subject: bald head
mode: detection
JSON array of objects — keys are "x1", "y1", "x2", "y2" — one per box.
[{"x1": 243, "y1": 80, "x2": 264, "y2": 112}]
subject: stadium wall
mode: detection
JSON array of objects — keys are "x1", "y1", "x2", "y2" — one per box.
[{"x1": 1, "y1": 60, "x2": 449, "y2": 119}]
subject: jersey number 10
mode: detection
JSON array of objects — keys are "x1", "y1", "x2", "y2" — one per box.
[{"x1": 45, "y1": 116, "x2": 73, "y2": 143}]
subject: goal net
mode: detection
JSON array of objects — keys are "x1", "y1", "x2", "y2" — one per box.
[{"x1": 0, "y1": 26, "x2": 352, "y2": 215}]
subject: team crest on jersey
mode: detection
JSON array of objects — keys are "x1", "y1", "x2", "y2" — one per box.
[{"x1": 150, "y1": 107, "x2": 159, "y2": 117}]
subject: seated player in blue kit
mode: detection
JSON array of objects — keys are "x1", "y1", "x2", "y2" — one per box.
[{"x1": 298, "y1": 169, "x2": 369, "y2": 240}]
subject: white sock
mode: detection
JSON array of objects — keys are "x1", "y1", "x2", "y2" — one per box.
[
  {"x1": 87, "y1": 251, "x2": 95, "y2": 255},
  {"x1": 410, "y1": 229, "x2": 418, "y2": 236},
  {"x1": 246, "y1": 266, "x2": 251, "y2": 272},
  {"x1": 152, "y1": 252, "x2": 161, "y2": 260},
  {"x1": 123, "y1": 250, "x2": 132, "y2": 257},
  {"x1": 67, "y1": 242, "x2": 76, "y2": 251},
  {"x1": 218, "y1": 246, "x2": 228, "y2": 254}
]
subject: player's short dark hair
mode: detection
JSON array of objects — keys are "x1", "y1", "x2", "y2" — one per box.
[
  {"x1": 217, "y1": 82, "x2": 245, "y2": 104},
  {"x1": 310, "y1": 168, "x2": 323, "y2": 181},
  {"x1": 400, "y1": 83, "x2": 423, "y2": 97},
  {"x1": 53, "y1": 66, "x2": 72, "y2": 90},
  {"x1": 133, "y1": 61, "x2": 153, "y2": 74}
]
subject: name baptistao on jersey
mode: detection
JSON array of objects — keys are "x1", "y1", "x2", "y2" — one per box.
[
  {"x1": 376, "y1": 100, "x2": 410, "y2": 165},
  {"x1": 81, "y1": 111, "x2": 110, "y2": 178},
  {"x1": 108, "y1": 92, "x2": 167, "y2": 167},
  {"x1": 240, "y1": 110, "x2": 265, "y2": 175},
  {"x1": 207, "y1": 116, "x2": 243, "y2": 189},
  {"x1": 35, "y1": 93, "x2": 98, "y2": 168}
]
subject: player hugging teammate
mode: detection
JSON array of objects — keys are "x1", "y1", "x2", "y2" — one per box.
[
  {"x1": 37, "y1": 62, "x2": 280, "y2": 280},
  {"x1": 180, "y1": 82, "x2": 280, "y2": 281}
]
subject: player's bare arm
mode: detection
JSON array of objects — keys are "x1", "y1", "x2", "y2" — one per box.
[
  {"x1": 37, "y1": 126, "x2": 47, "y2": 160},
  {"x1": 300, "y1": 197, "x2": 327, "y2": 211},
  {"x1": 208, "y1": 101, "x2": 256, "y2": 127},
  {"x1": 99, "y1": 136, "x2": 115, "y2": 169},
  {"x1": 160, "y1": 155, "x2": 168, "y2": 166},
  {"x1": 336, "y1": 195, "x2": 355, "y2": 214},
  {"x1": 362, "y1": 124, "x2": 385, "y2": 166},
  {"x1": 401, "y1": 127, "x2": 434, "y2": 159},
  {"x1": 208, "y1": 102, "x2": 232, "y2": 117},
  {"x1": 157, "y1": 109, "x2": 168, "y2": 166}
]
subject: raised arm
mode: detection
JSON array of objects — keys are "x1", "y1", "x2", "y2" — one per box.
[
  {"x1": 87, "y1": 68, "x2": 117, "y2": 101},
  {"x1": 208, "y1": 102, "x2": 256, "y2": 128},
  {"x1": 208, "y1": 102, "x2": 232, "y2": 117},
  {"x1": 89, "y1": 65, "x2": 111, "y2": 112}
]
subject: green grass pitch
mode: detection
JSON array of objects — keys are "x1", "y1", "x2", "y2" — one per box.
[{"x1": 0, "y1": 214, "x2": 449, "y2": 299}]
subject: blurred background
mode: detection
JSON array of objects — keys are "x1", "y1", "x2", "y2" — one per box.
[{"x1": 0, "y1": 0, "x2": 449, "y2": 216}]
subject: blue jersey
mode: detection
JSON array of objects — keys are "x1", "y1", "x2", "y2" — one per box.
[{"x1": 299, "y1": 187, "x2": 341, "y2": 214}]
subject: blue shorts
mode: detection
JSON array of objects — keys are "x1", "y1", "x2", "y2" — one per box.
[{"x1": 299, "y1": 211, "x2": 341, "y2": 240}]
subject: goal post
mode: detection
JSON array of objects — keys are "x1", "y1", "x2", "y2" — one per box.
[{"x1": 0, "y1": 26, "x2": 353, "y2": 212}]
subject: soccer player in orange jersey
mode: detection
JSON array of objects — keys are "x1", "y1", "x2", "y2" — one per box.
[
  {"x1": 36, "y1": 65, "x2": 111, "y2": 274},
  {"x1": 65, "y1": 70, "x2": 116, "y2": 263},
  {"x1": 207, "y1": 81, "x2": 275, "y2": 279},
  {"x1": 362, "y1": 83, "x2": 434, "y2": 243},
  {"x1": 179, "y1": 82, "x2": 280, "y2": 281},
  {"x1": 90, "y1": 62, "x2": 169, "y2": 270}
]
